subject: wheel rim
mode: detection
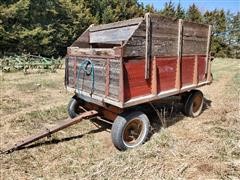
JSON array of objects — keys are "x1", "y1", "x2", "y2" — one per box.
[
  {"x1": 122, "y1": 118, "x2": 144, "y2": 147},
  {"x1": 192, "y1": 95, "x2": 202, "y2": 113}
]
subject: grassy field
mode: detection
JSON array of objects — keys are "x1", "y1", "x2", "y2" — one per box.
[{"x1": 0, "y1": 58, "x2": 239, "y2": 179}]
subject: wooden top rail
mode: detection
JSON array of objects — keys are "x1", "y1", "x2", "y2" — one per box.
[{"x1": 89, "y1": 17, "x2": 143, "y2": 32}]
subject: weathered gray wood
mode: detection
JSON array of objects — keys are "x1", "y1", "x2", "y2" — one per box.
[
  {"x1": 182, "y1": 38, "x2": 208, "y2": 55},
  {"x1": 109, "y1": 84, "x2": 119, "y2": 95},
  {"x1": 90, "y1": 17, "x2": 143, "y2": 32},
  {"x1": 176, "y1": 19, "x2": 183, "y2": 90},
  {"x1": 183, "y1": 21, "x2": 209, "y2": 38},
  {"x1": 67, "y1": 56, "x2": 120, "y2": 100},
  {"x1": 68, "y1": 47, "x2": 116, "y2": 57},
  {"x1": 145, "y1": 13, "x2": 151, "y2": 79},
  {"x1": 124, "y1": 36, "x2": 178, "y2": 57},
  {"x1": 181, "y1": 20, "x2": 209, "y2": 55},
  {"x1": 122, "y1": 13, "x2": 211, "y2": 57},
  {"x1": 131, "y1": 19, "x2": 146, "y2": 37},
  {"x1": 150, "y1": 15, "x2": 178, "y2": 36},
  {"x1": 123, "y1": 14, "x2": 179, "y2": 57},
  {"x1": 90, "y1": 25, "x2": 138, "y2": 44},
  {"x1": 206, "y1": 25, "x2": 212, "y2": 81}
]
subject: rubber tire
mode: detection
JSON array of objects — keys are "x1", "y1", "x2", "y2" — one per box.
[
  {"x1": 183, "y1": 90, "x2": 204, "y2": 117},
  {"x1": 67, "y1": 97, "x2": 82, "y2": 118},
  {"x1": 111, "y1": 111, "x2": 150, "y2": 151}
]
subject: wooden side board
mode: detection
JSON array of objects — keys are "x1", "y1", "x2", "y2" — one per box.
[
  {"x1": 89, "y1": 17, "x2": 143, "y2": 32},
  {"x1": 145, "y1": 13, "x2": 151, "y2": 79},
  {"x1": 118, "y1": 54, "x2": 210, "y2": 108},
  {"x1": 90, "y1": 25, "x2": 139, "y2": 44},
  {"x1": 66, "y1": 56, "x2": 120, "y2": 101},
  {"x1": 181, "y1": 21, "x2": 209, "y2": 55},
  {"x1": 123, "y1": 14, "x2": 210, "y2": 58},
  {"x1": 123, "y1": 15, "x2": 179, "y2": 57},
  {"x1": 67, "y1": 47, "x2": 118, "y2": 57}
]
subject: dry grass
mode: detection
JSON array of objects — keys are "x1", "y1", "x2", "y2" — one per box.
[{"x1": 0, "y1": 58, "x2": 239, "y2": 179}]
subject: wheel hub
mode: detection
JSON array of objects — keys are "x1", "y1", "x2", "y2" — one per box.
[
  {"x1": 192, "y1": 95, "x2": 202, "y2": 113},
  {"x1": 123, "y1": 119, "x2": 144, "y2": 146}
]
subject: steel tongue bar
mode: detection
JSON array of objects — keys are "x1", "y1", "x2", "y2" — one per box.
[{"x1": 1, "y1": 110, "x2": 98, "y2": 154}]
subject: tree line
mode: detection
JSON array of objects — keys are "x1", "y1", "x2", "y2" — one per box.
[{"x1": 0, "y1": 0, "x2": 239, "y2": 58}]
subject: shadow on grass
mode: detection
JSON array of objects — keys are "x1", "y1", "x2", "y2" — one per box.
[
  {"x1": 17, "y1": 125, "x2": 108, "y2": 151},
  {"x1": 147, "y1": 97, "x2": 212, "y2": 135}
]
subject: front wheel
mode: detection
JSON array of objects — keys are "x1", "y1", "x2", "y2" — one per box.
[
  {"x1": 111, "y1": 111, "x2": 150, "y2": 151},
  {"x1": 67, "y1": 96, "x2": 84, "y2": 118}
]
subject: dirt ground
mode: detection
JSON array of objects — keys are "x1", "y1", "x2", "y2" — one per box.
[{"x1": 0, "y1": 58, "x2": 239, "y2": 179}]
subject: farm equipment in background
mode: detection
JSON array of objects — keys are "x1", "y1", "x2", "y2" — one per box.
[{"x1": 0, "y1": 54, "x2": 63, "y2": 73}]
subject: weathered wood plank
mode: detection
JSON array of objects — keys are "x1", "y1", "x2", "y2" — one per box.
[
  {"x1": 68, "y1": 47, "x2": 116, "y2": 57},
  {"x1": 123, "y1": 38, "x2": 178, "y2": 57},
  {"x1": 182, "y1": 20, "x2": 209, "y2": 55},
  {"x1": 150, "y1": 14, "x2": 179, "y2": 35},
  {"x1": 90, "y1": 17, "x2": 143, "y2": 32},
  {"x1": 105, "y1": 59, "x2": 110, "y2": 96},
  {"x1": 90, "y1": 25, "x2": 138, "y2": 43},
  {"x1": 145, "y1": 13, "x2": 151, "y2": 79},
  {"x1": 124, "y1": 14, "x2": 179, "y2": 57},
  {"x1": 123, "y1": 14, "x2": 210, "y2": 58},
  {"x1": 175, "y1": 19, "x2": 183, "y2": 90},
  {"x1": 134, "y1": 21, "x2": 179, "y2": 37},
  {"x1": 182, "y1": 39, "x2": 207, "y2": 55},
  {"x1": 67, "y1": 56, "x2": 120, "y2": 100},
  {"x1": 109, "y1": 85, "x2": 119, "y2": 96},
  {"x1": 183, "y1": 21, "x2": 209, "y2": 38},
  {"x1": 206, "y1": 25, "x2": 212, "y2": 81}
]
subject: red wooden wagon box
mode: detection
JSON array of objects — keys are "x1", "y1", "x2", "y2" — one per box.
[{"x1": 65, "y1": 13, "x2": 213, "y2": 150}]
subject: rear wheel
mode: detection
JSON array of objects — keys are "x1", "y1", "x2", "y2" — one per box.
[
  {"x1": 67, "y1": 96, "x2": 84, "y2": 118},
  {"x1": 111, "y1": 111, "x2": 150, "y2": 151},
  {"x1": 182, "y1": 90, "x2": 204, "y2": 117}
]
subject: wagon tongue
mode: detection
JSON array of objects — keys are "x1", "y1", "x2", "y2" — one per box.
[{"x1": 1, "y1": 110, "x2": 98, "y2": 154}]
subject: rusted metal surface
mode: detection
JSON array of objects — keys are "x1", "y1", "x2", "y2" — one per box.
[{"x1": 1, "y1": 110, "x2": 98, "y2": 154}]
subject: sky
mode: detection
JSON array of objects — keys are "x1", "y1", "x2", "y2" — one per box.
[{"x1": 139, "y1": 0, "x2": 240, "y2": 13}]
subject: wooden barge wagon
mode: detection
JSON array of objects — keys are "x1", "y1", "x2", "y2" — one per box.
[{"x1": 64, "y1": 13, "x2": 213, "y2": 150}]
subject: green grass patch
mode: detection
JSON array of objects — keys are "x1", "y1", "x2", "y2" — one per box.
[
  {"x1": 212, "y1": 58, "x2": 239, "y2": 80},
  {"x1": 232, "y1": 71, "x2": 240, "y2": 90}
]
